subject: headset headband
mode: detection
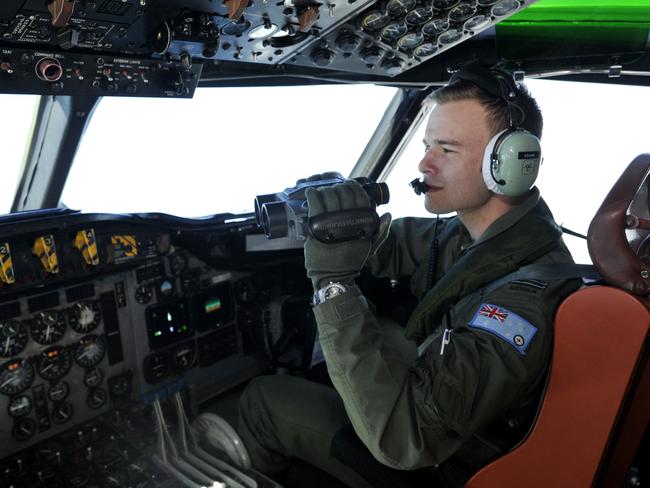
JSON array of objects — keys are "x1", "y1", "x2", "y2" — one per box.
[{"x1": 448, "y1": 62, "x2": 523, "y2": 127}]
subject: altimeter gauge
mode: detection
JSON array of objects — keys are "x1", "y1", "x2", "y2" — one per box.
[{"x1": 0, "y1": 321, "x2": 29, "y2": 357}]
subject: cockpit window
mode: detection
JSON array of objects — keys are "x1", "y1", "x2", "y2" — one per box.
[
  {"x1": 62, "y1": 85, "x2": 397, "y2": 217},
  {"x1": 0, "y1": 95, "x2": 38, "y2": 214},
  {"x1": 384, "y1": 79, "x2": 650, "y2": 265}
]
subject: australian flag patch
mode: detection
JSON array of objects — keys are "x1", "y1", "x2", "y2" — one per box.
[{"x1": 468, "y1": 303, "x2": 538, "y2": 355}]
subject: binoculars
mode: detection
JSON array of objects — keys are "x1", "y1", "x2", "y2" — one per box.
[{"x1": 254, "y1": 173, "x2": 389, "y2": 240}]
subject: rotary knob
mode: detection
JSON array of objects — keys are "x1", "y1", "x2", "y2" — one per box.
[
  {"x1": 360, "y1": 47, "x2": 382, "y2": 65},
  {"x1": 310, "y1": 49, "x2": 335, "y2": 66},
  {"x1": 335, "y1": 34, "x2": 360, "y2": 52}
]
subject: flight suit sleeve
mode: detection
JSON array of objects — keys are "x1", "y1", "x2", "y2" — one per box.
[
  {"x1": 313, "y1": 279, "x2": 569, "y2": 470},
  {"x1": 366, "y1": 217, "x2": 440, "y2": 280}
]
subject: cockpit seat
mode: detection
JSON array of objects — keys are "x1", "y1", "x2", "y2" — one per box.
[{"x1": 467, "y1": 154, "x2": 650, "y2": 487}]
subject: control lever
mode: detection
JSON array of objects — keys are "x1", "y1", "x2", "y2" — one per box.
[
  {"x1": 151, "y1": 399, "x2": 221, "y2": 488},
  {"x1": 172, "y1": 393, "x2": 255, "y2": 488}
]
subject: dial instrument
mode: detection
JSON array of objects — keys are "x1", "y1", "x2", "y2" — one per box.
[
  {"x1": 492, "y1": 0, "x2": 520, "y2": 17},
  {"x1": 143, "y1": 352, "x2": 169, "y2": 384},
  {"x1": 84, "y1": 367, "x2": 104, "y2": 388},
  {"x1": 405, "y1": 7, "x2": 433, "y2": 26},
  {"x1": 8, "y1": 394, "x2": 33, "y2": 417},
  {"x1": 414, "y1": 42, "x2": 438, "y2": 57},
  {"x1": 0, "y1": 321, "x2": 29, "y2": 357},
  {"x1": 380, "y1": 22, "x2": 408, "y2": 41},
  {"x1": 432, "y1": 0, "x2": 460, "y2": 9},
  {"x1": 87, "y1": 388, "x2": 108, "y2": 409},
  {"x1": 67, "y1": 301, "x2": 101, "y2": 334},
  {"x1": 51, "y1": 401, "x2": 74, "y2": 425},
  {"x1": 48, "y1": 381, "x2": 70, "y2": 402},
  {"x1": 73, "y1": 335, "x2": 106, "y2": 368},
  {"x1": 386, "y1": 0, "x2": 417, "y2": 16},
  {"x1": 422, "y1": 18, "x2": 449, "y2": 37},
  {"x1": 397, "y1": 32, "x2": 424, "y2": 50},
  {"x1": 448, "y1": 2, "x2": 477, "y2": 22},
  {"x1": 0, "y1": 359, "x2": 34, "y2": 395},
  {"x1": 11, "y1": 418, "x2": 37, "y2": 441},
  {"x1": 438, "y1": 28, "x2": 463, "y2": 44},
  {"x1": 361, "y1": 11, "x2": 390, "y2": 31},
  {"x1": 37, "y1": 346, "x2": 72, "y2": 382},
  {"x1": 135, "y1": 284, "x2": 153, "y2": 305},
  {"x1": 30, "y1": 311, "x2": 67, "y2": 345},
  {"x1": 464, "y1": 14, "x2": 490, "y2": 31}
]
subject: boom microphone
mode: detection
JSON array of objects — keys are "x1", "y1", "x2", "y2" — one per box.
[{"x1": 410, "y1": 178, "x2": 430, "y2": 196}]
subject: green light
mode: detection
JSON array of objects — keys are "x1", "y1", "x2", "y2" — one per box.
[
  {"x1": 155, "y1": 330, "x2": 162, "y2": 337},
  {"x1": 205, "y1": 298, "x2": 222, "y2": 313}
]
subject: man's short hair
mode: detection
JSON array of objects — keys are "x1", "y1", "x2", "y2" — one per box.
[{"x1": 428, "y1": 79, "x2": 544, "y2": 140}]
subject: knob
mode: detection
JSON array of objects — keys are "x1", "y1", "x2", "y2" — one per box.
[
  {"x1": 360, "y1": 47, "x2": 382, "y2": 64},
  {"x1": 335, "y1": 33, "x2": 360, "y2": 52},
  {"x1": 310, "y1": 49, "x2": 335, "y2": 66}
]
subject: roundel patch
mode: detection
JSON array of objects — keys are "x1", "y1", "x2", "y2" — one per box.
[{"x1": 468, "y1": 303, "x2": 538, "y2": 355}]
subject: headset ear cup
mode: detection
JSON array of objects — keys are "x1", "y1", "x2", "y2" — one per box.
[
  {"x1": 483, "y1": 130, "x2": 542, "y2": 197},
  {"x1": 482, "y1": 129, "x2": 509, "y2": 195}
]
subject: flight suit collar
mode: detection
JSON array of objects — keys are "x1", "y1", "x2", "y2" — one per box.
[{"x1": 462, "y1": 187, "x2": 541, "y2": 252}]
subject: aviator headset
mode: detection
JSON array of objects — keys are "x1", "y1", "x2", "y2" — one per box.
[{"x1": 448, "y1": 63, "x2": 543, "y2": 197}]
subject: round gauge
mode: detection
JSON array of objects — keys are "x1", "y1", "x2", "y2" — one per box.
[
  {"x1": 73, "y1": 335, "x2": 106, "y2": 369},
  {"x1": 67, "y1": 301, "x2": 101, "y2": 334},
  {"x1": 438, "y1": 28, "x2": 463, "y2": 44},
  {"x1": 86, "y1": 388, "x2": 107, "y2": 409},
  {"x1": 492, "y1": 0, "x2": 520, "y2": 17},
  {"x1": 169, "y1": 252, "x2": 187, "y2": 276},
  {"x1": 48, "y1": 381, "x2": 70, "y2": 402},
  {"x1": 51, "y1": 401, "x2": 74, "y2": 425},
  {"x1": 11, "y1": 418, "x2": 37, "y2": 441},
  {"x1": 386, "y1": 0, "x2": 417, "y2": 16},
  {"x1": 249, "y1": 22, "x2": 279, "y2": 39},
  {"x1": 0, "y1": 359, "x2": 34, "y2": 395},
  {"x1": 135, "y1": 284, "x2": 153, "y2": 305},
  {"x1": 433, "y1": 0, "x2": 460, "y2": 9},
  {"x1": 414, "y1": 42, "x2": 438, "y2": 57},
  {"x1": 221, "y1": 19, "x2": 251, "y2": 37},
  {"x1": 405, "y1": 7, "x2": 433, "y2": 25},
  {"x1": 361, "y1": 11, "x2": 390, "y2": 31},
  {"x1": 30, "y1": 311, "x2": 66, "y2": 345},
  {"x1": 37, "y1": 346, "x2": 72, "y2": 382},
  {"x1": 397, "y1": 32, "x2": 424, "y2": 50},
  {"x1": 422, "y1": 18, "x2": 449, "y2": 37},
  {"x1": 381, "y1": 22, "x2": 408, "y2": 41},
  {"x1": 448, "y1": 2, "x2": 477, "y2": 22},
  {"x1": 171, "y1": 342, "x2": 196, "y2": 373},
  {"x1": 8, "y1": 395, "x2": 32, "y2": 417},
  {"x1": 0, "y1": 321, "x2": 29, "y2": 357},
  {"x1": 84, "y1": 367, "x2": 104, "y2": 388},
  {"x1": 108, "y1": 374, "x2": 131, "y2": 397},
  {"x1": 143, "y1": 352, "x2": 169, "y2": 384},
  {"x1": 464, "y1": 14, "x2": 490, "y2": 32}
]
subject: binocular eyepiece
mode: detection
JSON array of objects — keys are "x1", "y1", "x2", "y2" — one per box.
[{"x1": 254, "y1": 173, "x2": 389, "y2": 240}]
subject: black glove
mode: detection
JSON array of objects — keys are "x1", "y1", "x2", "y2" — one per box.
[{"x1": 304, "y1": 180, "x2": 391, "y2": 290}]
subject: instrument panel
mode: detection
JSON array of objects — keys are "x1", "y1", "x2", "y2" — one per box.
[{"x1": 0, "y1": 212, "x2": 311, "y2": 466}]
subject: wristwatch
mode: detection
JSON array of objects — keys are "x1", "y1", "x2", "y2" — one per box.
[{"x1": 313, "y1": 282, "x2": 349, "y2": 305}]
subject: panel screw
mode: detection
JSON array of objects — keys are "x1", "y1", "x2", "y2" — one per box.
[{"x1": 641, "y1": 270, "x2": 649, "y2": 279}]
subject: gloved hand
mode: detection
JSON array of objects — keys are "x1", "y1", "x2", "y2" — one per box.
[{"x1": 304, "y1": 180, "x2": 391, "y2": 290}]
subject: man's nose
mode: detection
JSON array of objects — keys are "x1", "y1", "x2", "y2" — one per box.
[{"x1": 418, "y1": 148, "x2": 439, "y2": 175}]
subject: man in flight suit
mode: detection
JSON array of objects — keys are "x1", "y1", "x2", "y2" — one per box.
[{"x1": 238, "y1": 63, "x2": 580, "y2": 487}]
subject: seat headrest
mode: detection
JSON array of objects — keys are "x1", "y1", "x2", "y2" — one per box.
[{"x1": 587, "y1": 154, "x2": 650, "y2": 296}]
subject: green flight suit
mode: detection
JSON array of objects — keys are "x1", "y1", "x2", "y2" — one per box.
[{"x1": 239, "y1": 188, "x2": 580, "y2": 486}]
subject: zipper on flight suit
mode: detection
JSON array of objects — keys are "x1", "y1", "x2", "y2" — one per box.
[{"x1": 439, "y1": 328, "x2": 452, "y2": 355}]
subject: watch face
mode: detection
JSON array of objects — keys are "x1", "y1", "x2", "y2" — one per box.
[{"x1": 323, "y1": 283, "x2": 346, "y2": 300}]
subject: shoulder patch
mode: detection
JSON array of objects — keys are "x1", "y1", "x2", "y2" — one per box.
[{"x1": 468, "y1": 303, "x2": 538, "y2": 355}]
